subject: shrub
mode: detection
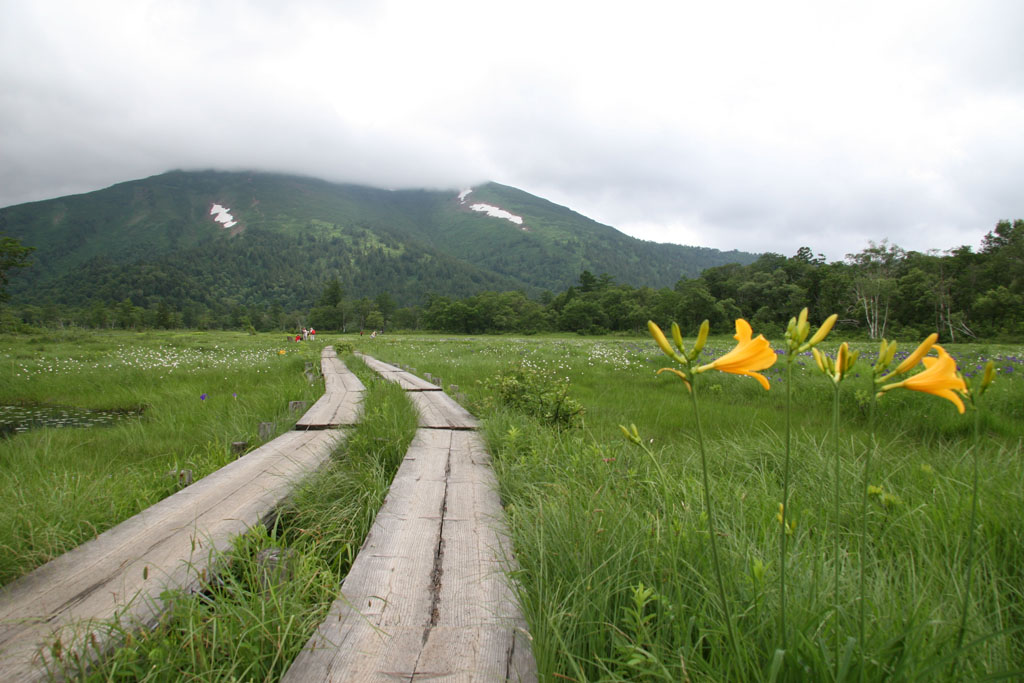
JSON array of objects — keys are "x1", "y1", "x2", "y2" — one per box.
[{"x1": 485, "y1": 365, "x2": 584, "y2": 428}]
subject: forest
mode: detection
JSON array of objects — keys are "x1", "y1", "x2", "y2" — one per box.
[{"x1": 1, "y1": 219, "x2": 1022, "y2": 341}]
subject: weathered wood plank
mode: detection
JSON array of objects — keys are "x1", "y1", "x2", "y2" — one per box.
[
  {"x1": 408, "y1": 390, "x2": 480, "y2": 430},
  {"x1": 0, "y1": 430, "x2": 347, "y2": 681},
  {"x1": 417, "y1": 430, "x2": 533, "y2": 681},
  {"x1": 283, "y1": 427, "x2": 535, "y2": 682},
  {"x1": 355, "y1": 353, "x2": 439, "y2": 391},
  {"x1": 322, "y1": 352, "x2": 366, "y2": 394},
  {"x1": 296, "y1": 350, "x2": 365, "y2": 428},
  {"x1": 282, "y1": 429, "x2": 451, "y2": 681}
]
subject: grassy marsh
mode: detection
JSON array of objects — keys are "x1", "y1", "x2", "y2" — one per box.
[
  {"x1": 0, "y1": 330, "x2": 324, "y2": 584},
  {"x1": 2, "y1": 328, "x2": 1021, "y2": 680},
  {"x1": 363, "y1": 331, "x2": 1024, "y2": 681}
]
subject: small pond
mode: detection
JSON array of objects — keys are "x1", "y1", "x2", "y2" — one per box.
[{"x1": 0, "y1": 404, "x2": 142, "y2": 437}]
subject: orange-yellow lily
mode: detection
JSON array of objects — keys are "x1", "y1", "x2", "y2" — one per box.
[
  {"x1": 697, "y1": 319, "x2": 777, "y2": 390},
  {"x1": 878, "y1": 344, "x2": 967, "y2": 413}
]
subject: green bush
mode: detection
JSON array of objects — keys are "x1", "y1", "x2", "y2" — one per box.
[{"x1": 485, "y1": 365, "x2": 584, "y2": 428}]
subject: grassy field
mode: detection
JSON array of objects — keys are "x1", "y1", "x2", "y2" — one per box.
[
  {"x1": 0, "y1": 330, "x2": 325, "y2": 584},
  {"x1": 2, "y1": 328, "x2": 1022, "y2": 681},
  {"x1": 361, "y1": 330, "x2": 1024, "y2": 682}
]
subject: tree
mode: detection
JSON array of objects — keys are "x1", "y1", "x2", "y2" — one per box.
[
  {"x1": 375, "y1": 292, "x2": 396, "y2": 327},
  {"x1": 846, "y1": 240, "x2": 905, "y2": 339},
  {"x1": 578, "y1": 270, "x2": 598, "y2": 293},
  {"x1": 365, "y1": 310, "x2": 385, "y2": 331},
  {"x1": 318, "y1": 277, "x2": 344, "y2": 308},
  {"x1": 0, "y1": 236, "x2": 34, "y2": 304}
]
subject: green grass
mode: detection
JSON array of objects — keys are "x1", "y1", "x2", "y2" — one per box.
[
  {"x1": 3, "y1": 329, "x2": 1022, "y2": 680},
  {"x1": 362, "y1": 331, "x2": 1024, "y2": 681},
  {"x1": 60, "y1": 353, "x2": 418, "y2": 681},
  {"x1": 0, "y1": 330, "x2": 324, "y2": 585}
]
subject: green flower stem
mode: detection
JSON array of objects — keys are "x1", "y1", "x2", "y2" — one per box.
[
  {"x1": 832, "y1": 381, "x2": 842, "y2": 680},
  {"x1": 781, "y1": 355, "x2": 793, "y2": 655},
  {"x1": 860, "y1": 388, "x2": 879, "y2": 682},
  {"x1": 687, "y1": 377, "x2": 740, "y2": 668},
  {"x1": 954, "y1": 403, "x2": 982, "y2": 661}
]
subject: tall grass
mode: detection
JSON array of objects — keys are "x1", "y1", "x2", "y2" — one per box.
[
  {"x1": 0, "y1": 330, "x2": 323, "y2": 584},
  {"x1": 73, "y1": 354, "x2": 419, "y2": 681},
  {"x1": 366, "y1": 332, "x2": 1024, "y2": 681}
]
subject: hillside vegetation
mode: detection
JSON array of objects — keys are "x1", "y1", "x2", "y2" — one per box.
[{"x1": 0, "y1": 170, "x2": 755, "y2": 314}]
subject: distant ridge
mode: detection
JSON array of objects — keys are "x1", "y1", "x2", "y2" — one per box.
[{"x1": 0, "y1": 170, "x2": 757, "y2": 310}]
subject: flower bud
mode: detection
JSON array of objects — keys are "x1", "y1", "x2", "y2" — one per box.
[
  {"x1": 648, "y1": 321, "x2": 680, "y2": 361},
  {"x1": 671, "y1": 322, "x2": 686, "y2": 356},
  {"x1": 811, "y1": 347, "x2": 828, "y2": 374},
  {"x1": 882, "y1": 340, "x2": 899, "y2": 368},
  {"x1": 802, "y1": 313, "x2": 838, "y2": 351},
  {"x1": 689, "y1": 319, "x2": 710, "y2": 359},
  {"x1": 891, "y1": 333, "x2": 938, "y2": 376},
  {"x1": 980, "y1": 360, "x2": 996, "y2": 393}
]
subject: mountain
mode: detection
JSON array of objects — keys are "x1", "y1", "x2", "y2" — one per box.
[{"x1": 0, "y1": 170, "x2": 756, "y2": 311}]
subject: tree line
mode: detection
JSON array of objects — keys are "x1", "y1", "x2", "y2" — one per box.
[
  {"x1": 313, "y1": 220, "x2": 1024, "y2": 341},
  {"x1": 2, "y1": 220, "x2": 1022, "y2": 341}
]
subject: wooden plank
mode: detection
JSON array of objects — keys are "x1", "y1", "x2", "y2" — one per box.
[
  {"x1": 294, "y1": 392, "x2": 362, "y2": 428},
  {"x1": 0, "y1": 430, "x2": 347, "y2": 681},
  {"x1": 416, "y1": 430, "x2": 534, "y2": 681},
  {"x1": 355, "y1": 353, "x2": 439, "y2": 391},
  {"x1": 283, "y1": 429, "x2": 536, "y2": 682},
  {"x1": 408, "y1": 390, "x2": 479, "y2": 430},
  {"x1": 296, "y1": 352, "x2": 365, "y2": 429},
  {"x1": 282, "y1": 429, "x2": 451, "y2": 681},
  {"x1": 322, "y1": 352, "x2": 366, "y2": 394}
]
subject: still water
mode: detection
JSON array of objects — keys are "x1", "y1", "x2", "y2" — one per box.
[{"x1": 0, "y1": 404, "x2": 141, "y2": 437}]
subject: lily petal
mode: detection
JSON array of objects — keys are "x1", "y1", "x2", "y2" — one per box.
[
  {"x1": 696, "y1": 318, "x2": 776, "y2": 389},
  {"x1": 879, "y1": 344, "x2": 967, "y2": 413}
]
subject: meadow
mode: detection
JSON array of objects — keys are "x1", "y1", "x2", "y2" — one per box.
[
  {"x1": 1, "y1": 327, "x2": 1021, "y2": 681},
  {"x1": 361, "y1": 330, "x2": 1024, "y2": 681},
  {"x1": 0, "y1": 330, "x2": 324, "y2": 584}
]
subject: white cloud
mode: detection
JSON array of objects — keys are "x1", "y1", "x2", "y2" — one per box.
[{"x1": 1, "y1": 0, "x2": 1022, "y2": 261}]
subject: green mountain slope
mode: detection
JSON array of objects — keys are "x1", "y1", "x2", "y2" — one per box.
[{"x1": 1, "y1": 170, "x2": 756, "y2": 309}]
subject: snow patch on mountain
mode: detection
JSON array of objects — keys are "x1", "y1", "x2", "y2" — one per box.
[
  {"x1": 210, "y1": 204, "x2": 237, "y2": 228},
  {"x1": 457, "y1": 189, "x2": 525, "y2": 226}
]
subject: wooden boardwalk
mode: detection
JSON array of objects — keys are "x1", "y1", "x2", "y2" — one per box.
[
  {"x1": 284, "y1": 355, "x2": 535, "y2": 682},
  {"x1": 296, "y1": 347, "x2": 366, "y2": 429},
  {"x1": 357, "y1": 354, "x2": 441, "y2": 392},
  {"x1": 0, "y1": 347, "x2": 534, "y2": 681},
  {"x1": 0, "y1": 345, "x2": 359, "y2": 681}
]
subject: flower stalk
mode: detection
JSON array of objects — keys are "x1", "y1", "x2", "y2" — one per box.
[
  {"x1": 647, "y1": 318, "x2": 773, "y2": 667},
  {"x1": 953, "y1": 360, "x2": 994, "y2": 672},
  {"x1": 778, "y1": 310, "x2": 838, "y2": 654},
  {"x1": 812, "y1": 341, "x2": 858, "y2": 678}
]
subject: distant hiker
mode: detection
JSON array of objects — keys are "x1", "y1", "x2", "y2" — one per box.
[
  {"x1": 295, "y1": 334, "x2": 302, "y2": 342},
  {"x1": 302, "y1": 328, "x2": 309, "y2": 340},
  {"x1": 309, "y1": 328, "x2": 316, "y2": 340}
]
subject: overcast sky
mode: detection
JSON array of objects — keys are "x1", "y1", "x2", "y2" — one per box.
[{"x1": 2, "y1": 0, "x2": 1022, "y2": 261}]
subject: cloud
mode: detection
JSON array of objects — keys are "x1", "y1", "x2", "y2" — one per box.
[{"x1": 1, "y1": 0, "x2": 1022, "y2": 262}]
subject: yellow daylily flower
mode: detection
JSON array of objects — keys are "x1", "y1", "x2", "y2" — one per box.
[
  {"x1": 697, "y1": 319, "x2": 777, "y2": 390},
  {"x1": 879, "y1": 344, "x2": 967, "y2": 413}
]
